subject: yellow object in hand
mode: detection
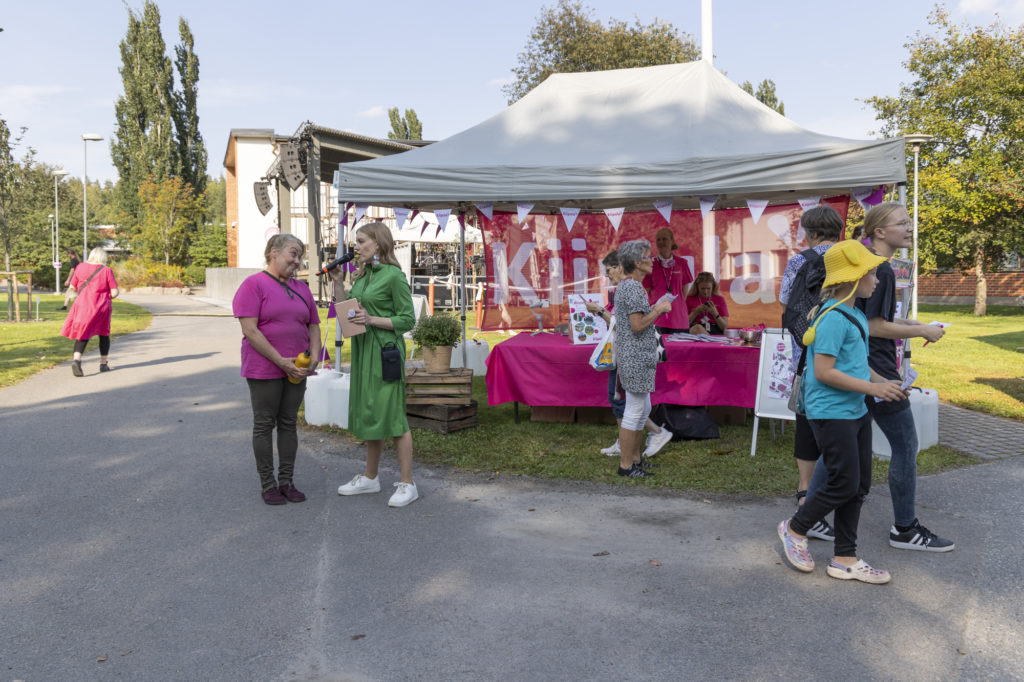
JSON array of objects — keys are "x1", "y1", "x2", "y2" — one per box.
[{"x1": 289, "y1": 351, "x2": 311, "y2": 384}]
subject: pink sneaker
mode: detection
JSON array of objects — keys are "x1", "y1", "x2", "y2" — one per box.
[{"x1": 778, "y1": 520, "x2": 814, "y2": 572}]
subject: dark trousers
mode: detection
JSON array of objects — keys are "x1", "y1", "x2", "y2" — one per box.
[
  {"x1": 246, "y1": 377, "x2": 305, "y2": 491},
  {"x1": 74, "y1": 336, "x2": 110, "y2": 355},
  {"x1": 790, "y1": 414, "x2": 873, "y2": 557}
]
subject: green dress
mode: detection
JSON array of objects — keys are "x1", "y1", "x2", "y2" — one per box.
[{"x1": 347, "y1": 264, "x2": 416, "y2": 440}]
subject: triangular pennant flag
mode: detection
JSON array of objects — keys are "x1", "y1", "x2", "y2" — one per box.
[
  {"x1": 420, "y1": 222, "x2": 430, "y2": 238},
  {"x1": 560, "y1": 207, "x2": 581, "y2": 233},
  {"x1": 393, "y1": 207, "x2": 410, "y2": 228},
  {"x1": 865, "y1": 186, "x2": 885, "y2": 206},
  {"x1": 603, "y1": 207, "x2": 625, "y2": 231},
  {"x1": 435, "y1": 225, "x2": 444, "y2": 238},
  {"x1": 653, "y1": 199, "x2": 673, "y2": 224},
  {"x1": 339, "y1": 212, "x2": 347, "y2": 228},
  {"x1": 852, "y1": 187, "x2": 874, "y2": 209},
  {"x1": 434, "y1": 208, "x2": 451, "y2": 235},
  {"x1": 345, "y1": 202, "x2": 353, "y2": 211},
  {"x1": 797, "y1": 197, "x2": 821, "y2": 212},
  {"x1": 475, "y1": 202, "x2": 494, "y2": 221},
  {"x1": 699, "y1": 195, "x2": 717, "y2": 221},
  {"x1": 353, "y1": 204, "x2": 367, "y2": 224},
  {"x1": 410, "y1": 209, "x2": 419, "y2": 222},
  {"x1": 516, "y1": 202, "x2": 534, "y2": 225},
  {"x1": 746, "y1": 198, "x2": 769, "y2": 224},
  {"x1": 457, "y1": 213, "x2": 465, "y2": 228},
  {"x1": 326, "y1": 301, "x2": 337, "y2": 319}
]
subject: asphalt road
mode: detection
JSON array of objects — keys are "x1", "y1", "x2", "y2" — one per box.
[{"x1": 2, "y1": 294, "x2": 1021, "y2": 681}]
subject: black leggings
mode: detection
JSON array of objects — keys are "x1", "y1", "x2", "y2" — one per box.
[
  {"x1": 246, "y1": 377, "x2": 306, "y2": 491},
  {"x1": 73, "y1": 336, "x2": 111, "y2": 355}
]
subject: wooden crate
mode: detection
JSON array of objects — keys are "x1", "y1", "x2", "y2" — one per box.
[
  {"x1": 407, "y1": 400, "x2": 478, "y2": 434},
  {"x1": 405, "y1": 367, "x2": 473, "y2": 406}
]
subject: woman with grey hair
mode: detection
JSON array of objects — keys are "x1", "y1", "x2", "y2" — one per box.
[
  {"x1": 60, "y1": 246, "x2": 119, "y2": 376},
  {"x1": 613, "y1": 239, "x2": 672, "y2": 478},
  {"x1": 233, "y1": 233, "x2": 321, "y2": 505}
]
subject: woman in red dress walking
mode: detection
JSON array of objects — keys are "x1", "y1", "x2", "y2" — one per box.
[{"x1": 60, "y1": 247, "x2": 119, "y2": 377}]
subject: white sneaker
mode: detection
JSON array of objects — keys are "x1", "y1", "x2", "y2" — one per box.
[
  {"x1": 600, "y1": 440, "x2": 621, "y2": 456},
  {"x1": 643, "y1": 426, "x2": 673, "y2": 457},
  {"x1": 388, "y1": 481, "x2": 419, "y2": 507},
  {"x1": 337, "y1": 474, "x2": 380, "y2": 496}
]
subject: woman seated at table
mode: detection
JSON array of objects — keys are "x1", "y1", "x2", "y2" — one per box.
[
  {"x1": 685, "y1": 272, "x2": 730, "y2": 335},
  {"x1": 586, "y1": 250, "x2": 673, "y2": 459}
]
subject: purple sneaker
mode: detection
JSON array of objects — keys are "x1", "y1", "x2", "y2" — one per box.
[
  {"x1": 278, "y1": 482, "x2": 306, "y2": 503},
  {"x1": 261, "y1": 487, "x2": 287, "y2": 505},
  {"x1": 778, "y1": 520, "x2": 814, "y2": 572}
]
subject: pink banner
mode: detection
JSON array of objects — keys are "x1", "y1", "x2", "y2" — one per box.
[{"x1": 480, "y1": 198, "x2": 849, "y2": 331}]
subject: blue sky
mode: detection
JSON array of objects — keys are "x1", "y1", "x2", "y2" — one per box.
[{"x1": 2, "y1": 0, "x2": 1022, "y2": 183}]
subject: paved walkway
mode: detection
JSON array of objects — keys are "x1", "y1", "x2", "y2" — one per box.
[
  {"x1": 2, "y1": 293, "x2": 1022, "y2": 681},
  {"x1": 939, "y1": 402, "x2": 1024, "y2": 459}
]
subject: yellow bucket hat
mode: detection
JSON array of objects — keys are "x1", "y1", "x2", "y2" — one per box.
[{"x1": 802, "y1": 240, "x2": 887, "y2": 346}]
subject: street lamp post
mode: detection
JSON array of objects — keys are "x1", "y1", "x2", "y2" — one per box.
[
  {"x1": 82, "y1": 134, "x2": 103, "y2": 257},
  {"x1": 903, "y1": 133, "x2": 934, "y2": 320},
  {"x1": 52, "y1": 169, "x2": 69, "y2": 293}
]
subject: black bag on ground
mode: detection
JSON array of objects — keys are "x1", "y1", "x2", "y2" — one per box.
[
  {"x1": 781, "y1": 248, "x2": 827, "y2": 348},
  {"x1": 650, "y1": 404, "x2": 720, "y2": 441}
]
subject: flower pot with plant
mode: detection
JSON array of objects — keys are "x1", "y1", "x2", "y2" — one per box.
[{"x1": 411, "y1": 314, "x2": 463, "y2": 374}]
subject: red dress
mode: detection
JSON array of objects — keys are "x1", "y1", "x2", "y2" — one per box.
[{"x1": 60, "y1": 264, "x2": 118, "y2": 340}]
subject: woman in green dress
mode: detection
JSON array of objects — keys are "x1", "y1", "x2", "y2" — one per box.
[{"x1": 330, "y1": 222, "x2": 419, "y2": 507}]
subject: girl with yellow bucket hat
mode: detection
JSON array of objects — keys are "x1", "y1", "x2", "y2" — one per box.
[{"x1": 777, "y1": 239, "x2": 907, "y2": 584}]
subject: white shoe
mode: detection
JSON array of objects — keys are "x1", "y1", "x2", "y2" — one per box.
[
  {"x1": 388, "y1": 481, "x2": 419, "y2": 507},
  {"x1": 337, "y1": 474, "x2": 380, "y2": 496},
  {"x1": 600, "y1": 440, "x2": 621, "y2": 456},
  {"x1": 643, "y1": 426, "x2": 673, "y2": 457}
]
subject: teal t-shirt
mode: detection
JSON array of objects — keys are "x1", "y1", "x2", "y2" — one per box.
[{"x1": 804, "y1": 300, "x2": 870, "y2": 420}]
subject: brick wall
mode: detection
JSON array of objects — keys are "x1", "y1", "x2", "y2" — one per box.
[{"x1": 918, "y1": 272, "x2": 1024, "y2": 297}]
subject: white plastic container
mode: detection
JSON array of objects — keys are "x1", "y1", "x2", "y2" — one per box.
[
  {"x1": 326, "y1": 372, "x2": 351, "y2": 430},
  {"x1": 450, "y1": 339, "x2": 489, "y2": 376},
  {"x1": 871, "y1": 387, "x2": 939, "y2": 459},
  {"x1": 303, "y1": 369, "x2": 343, "y2": 426}
]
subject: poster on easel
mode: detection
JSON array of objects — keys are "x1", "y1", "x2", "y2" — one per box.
[
  {"x1": 891, "y1": 257, "x2": 912, "y2": 289},
  {"x1": 568, "y1": 294, "x2": 608, "y2": 345}
]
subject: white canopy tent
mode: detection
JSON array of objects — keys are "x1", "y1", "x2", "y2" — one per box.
[
  {"x1": 336, "y1": 60, "x2": 906, "y2": 211},
  {"x1": 395, "y1": 212, "x2": 482, "y2": 244},
  {"x1": 336, "y1": 60, "x2": 907, "y2": 360}
]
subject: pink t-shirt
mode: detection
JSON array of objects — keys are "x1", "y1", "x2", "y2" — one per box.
[
  {"x1": 232, "y1": 272, "x2": 319, "y2": 379},
  {"x1": 642, "y1": 257, "x2": 694, "y2": 330}
]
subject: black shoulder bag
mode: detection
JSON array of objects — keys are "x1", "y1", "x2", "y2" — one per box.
[{"x1": 369, "y1": 326, "x2": 403, "y2": 382}]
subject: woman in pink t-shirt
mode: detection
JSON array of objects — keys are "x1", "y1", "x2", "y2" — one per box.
[
  {"x1": 685, "y1": 272, "x2": 730, "y2": 335},
  {"x1": 642, "y1": 227, "x2": 694, "y2": 334},
  {"x1": 232, "y1": 234, "x2": 321, "y2": 506}
]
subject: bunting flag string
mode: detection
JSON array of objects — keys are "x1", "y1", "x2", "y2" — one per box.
[
  {"x1": 420, "y1": 222, "x2": 430, "y2": 238},
  {"x1": 326, "y1": 301, "x2": 337, "y2": 319},
  {"x1": 653, "y1": 199, "x2": 673, "y2": 224},
  {"x1": 746, "y1": 198, "x2": 769, "y2": 224},
  {"x1": 475, "y1": 202, "x2": 494, "y2": 221},
  {"x1": 699, "y1": 195, "x2": 717, "y2": 221},
  {"x1": 560, "y1": 207, "x2": 581, "y2": 233},
  {"x1": 435, "y1": 224, "x2": 444, "y2": 238},
  {"x1": 516, "y1": 202, "x2": 534, "y2": 226},
  {"x1": 353, "y1": 204, "x2": 367, "y2": 224},
  {"x1": 852, "y1": 187, "x2": 875, "y2": 209},
  {"x1": 603, "y1": 207, "x2": 624, "y2": 231},
  {"x1": 864, "y1": 186, "x2": 885, "y2": 207},
  {"x1": 797, "y1": 197, "x2": 821, "y2": 212},
  {"x1": 393, "y1": 207, "x2": 411, "y2": 228},
  {"x1": 434, "y1": 208, "x2": 452, "y2": 234}
]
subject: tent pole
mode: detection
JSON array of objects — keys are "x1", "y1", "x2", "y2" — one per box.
[{"x1": 458, "y1": 209, "x2": 468, "y2": 370}]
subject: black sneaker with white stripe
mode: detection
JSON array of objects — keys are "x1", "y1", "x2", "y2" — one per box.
[
  {"x1": 889, "y1": 520, "x2": 955, "y2": 552},
  {"x1": 806, "y1": 518, "x2": 836, "y2": 542}
]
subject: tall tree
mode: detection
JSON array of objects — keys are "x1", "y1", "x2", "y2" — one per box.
[
  {"x1": 111, "y1": 0, "x2": 177, "y2": 233},
  {"x1": 136, "y1": 175, "x2": 203, "y2": 265},
  {"x1": 740, "y1": 79, "x2": 785, "y2": 115},
  {"x1": 387, "y1": 108, "x2": 423, "y2": 140},
  {"x1": 0, "y1": 117, "x2": 28, "y2": 273},
  {"x1": 866, "y1": 8, "x2": 1024, "y2": 315},
  {"x1": 504, "y1": 0, "x2": 698, "y2": 103},
  {"x1": 173, "y1": 17, "x2": 207, "y2": 197}
]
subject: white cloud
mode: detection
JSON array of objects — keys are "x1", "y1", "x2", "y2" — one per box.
[
  {"x1": 357, "y1": 105, "x2": 387, "y2": 118},
  {"x1": 0, "y1": 84, "x2": 76, "y2": 117}
]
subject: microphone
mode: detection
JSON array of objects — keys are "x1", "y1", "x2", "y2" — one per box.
[{"x1": 318, "y1": 251, "x2": 355, "y2": 274}]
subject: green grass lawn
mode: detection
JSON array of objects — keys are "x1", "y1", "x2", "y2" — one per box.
[{"x1": 0, "y1": 294, "x2": 152, "y2": 387}]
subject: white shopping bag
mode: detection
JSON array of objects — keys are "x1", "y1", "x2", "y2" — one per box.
[{"x1": 588, "y1": 316, "x2": 616, "y2": 371}]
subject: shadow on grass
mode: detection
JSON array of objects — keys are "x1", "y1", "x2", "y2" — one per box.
[
  {"x1": 973, "y1": 376, "x2": 1024, "y2": 406},
  {"x1": 973, "y1": 330, "x2": 1024, "y2": 352}
]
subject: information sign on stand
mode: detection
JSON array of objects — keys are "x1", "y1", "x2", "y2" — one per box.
[
  {"x1": 751, "y1": 329, "x2": 795, "y2": 456},
  {"x1": 567, "y1": 294, "x2": 607, "y2": 345}
]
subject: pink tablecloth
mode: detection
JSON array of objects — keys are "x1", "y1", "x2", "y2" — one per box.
[{"x1": 486, "y1": 333, "x2": 759, "y2": 408}]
